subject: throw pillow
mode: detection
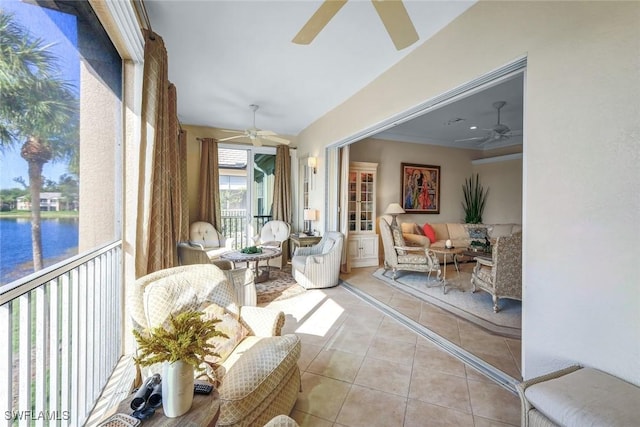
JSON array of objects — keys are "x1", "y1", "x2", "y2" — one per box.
[
  {"x1": 422, "y1": 223, "x2": 437, "y2": 244},
  {"x1": 201, "y1": 303, "x2": 248, "y2": 365},
  {"x1": 391, "y1": 226, "x2": 407, "y2": 255},
  {"x1": 468, "y1": 226, "x2": 488, "y2": 240}
]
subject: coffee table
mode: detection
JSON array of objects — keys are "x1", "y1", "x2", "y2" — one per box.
[
  {"x1": 221, "y1": 247, "x2": 282, "y2": 283},
  {"x1": 429, "y1": 247, "x2": 464, "y2": 294}
]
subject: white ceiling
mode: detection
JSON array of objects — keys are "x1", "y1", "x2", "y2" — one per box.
[{"x1": 144, "y1": 1, "x2": 522, "y2": 149}]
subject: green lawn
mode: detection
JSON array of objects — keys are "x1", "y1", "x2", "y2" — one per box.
[{"x1": 0, "y1": 210, "x2": 78, "y2": 219}]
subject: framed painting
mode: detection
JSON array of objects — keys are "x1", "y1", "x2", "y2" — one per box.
[{"x1": 401, "y1": 163, "x2": 440, "y2": 214}]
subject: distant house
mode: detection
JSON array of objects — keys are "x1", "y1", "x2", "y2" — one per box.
[{"x1": 16, "y1": 192, "x2": 77, "y2": 211}]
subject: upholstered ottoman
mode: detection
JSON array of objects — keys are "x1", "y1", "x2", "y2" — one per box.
[{"x1": 517, "y1": 365, "x2": 640, "y2": 426}]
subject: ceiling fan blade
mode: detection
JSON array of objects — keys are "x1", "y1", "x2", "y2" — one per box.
[
  {"x1": 292, "y1": 0, "x2": 347, "y2": 45},
  {"x1": 219, "y1": 129, "x2": 244, "y2": 134},
  {"x1": 371, "y1": 0, "x2": 419, "y2": 50},
  {"x1": 455, "y1": 136, "x2": 487, "y2": 143},
  {"x1": 218, "y1": 135, "x2": 246, "y2": 142},
  {"x1": 262, "y1": 135, "x2": 290, "y2": 145},
  {"x1": 255, "y1": 130, "x2": 277, "y2": 136},
  {"x1": 253, "y1": 137, "x2": 263, "y2": 147}
]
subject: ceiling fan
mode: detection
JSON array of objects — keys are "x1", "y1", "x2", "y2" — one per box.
[
  {"x1": 455, "y1": 101, "x2": 522, "y2": 144},
  {"x1": 292, "y1": 0, "x2": 419, "y2": 51},
  {"x1": 218, "y1": 104, "x2": 290, "y2": 147}
]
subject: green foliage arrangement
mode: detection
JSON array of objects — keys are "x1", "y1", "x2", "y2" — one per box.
[
  {"x1": 133, "y1": 311, "x2": 228, "y2": 370},
  {"x1": 240, "y1": 246, "x2": 262, "y2": 254},
  {"x1": 462, "y1": 174, "x2": 488, "y2": 224}
]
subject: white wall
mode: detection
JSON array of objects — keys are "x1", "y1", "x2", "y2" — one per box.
[{"x1": 297, "y1": 1, "x2": 640, "y2": 385}]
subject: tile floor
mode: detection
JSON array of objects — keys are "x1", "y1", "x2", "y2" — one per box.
[{"x1": 262, "y1": 265, "x2": 522, "y2": 427}]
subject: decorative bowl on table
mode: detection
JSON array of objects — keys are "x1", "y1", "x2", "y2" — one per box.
[{"x1": 240, "y1": 246, "x2": 262, "y2": 254}]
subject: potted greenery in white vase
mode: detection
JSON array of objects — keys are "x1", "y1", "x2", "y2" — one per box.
[{"x1": 133, "y1": 311, "x2": 227, "y2": 417}]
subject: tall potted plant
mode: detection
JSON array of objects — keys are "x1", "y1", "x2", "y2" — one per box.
[
  {"x1": 133, "y1": 311, "x2": 227, "y2": 417},
  {"x1": 461, "y1": 174, "x2": 488, "y2": 224}
]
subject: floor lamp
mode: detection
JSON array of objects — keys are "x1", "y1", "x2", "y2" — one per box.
[{"x1": 385, "y1": 203, "x2": 405, "y2": 228}]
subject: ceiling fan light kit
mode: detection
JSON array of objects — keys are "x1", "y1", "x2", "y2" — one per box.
[
  {"x1": 293, "y1": 0, "x2": 419, "y2": 51},
  {"x1": 218, "y1": 104, "x2": 290, "y2": 147}
]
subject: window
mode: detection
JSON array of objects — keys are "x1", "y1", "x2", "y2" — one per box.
[{"x1": 0, "y1": 0, "x2": 122, "y2": 286}]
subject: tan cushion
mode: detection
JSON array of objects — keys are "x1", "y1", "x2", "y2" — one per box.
[
  {"x1": 400, "y1": 222, "x2": 422, "y2": 235},
  {"x1": 431, "y1": 223, "x2": 449, "y2": 241},
  {"x1": 447, "y1": 223, "x2": 469, "y2": 240},
  {"x1": 202, "y1": 303, "x2": 249, "y2": 365},
  {"x1": 525, "y1": 368, "x2": 639, "y2": 427},
  {"x1": 217, "y1": 334, "x2": 301, "y2": 426}
]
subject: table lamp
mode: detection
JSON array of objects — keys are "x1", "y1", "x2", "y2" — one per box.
[
  {"x1": 303, "y1": 209, "x2": 316, "y2": 234},
  {"x1": 385, "y1": 203, "x2": 405, "y2": 228}
]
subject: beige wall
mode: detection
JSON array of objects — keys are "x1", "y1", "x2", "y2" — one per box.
[
  {"x1": 472, "y1": 158, "x2": 522, "y2": 224},
  {"x1": 296, "y1": 1, "x2": 640, "y2": 385}
]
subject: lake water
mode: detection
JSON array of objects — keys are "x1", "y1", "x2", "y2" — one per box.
[{"x1": 0, "y1": 218, "x2": 79, "y2": 285}]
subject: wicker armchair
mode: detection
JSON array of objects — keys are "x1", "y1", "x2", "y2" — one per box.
[
  {"x1": 291, "y1": 231, "x2": 344, "y2": 289},
  {"x1": 379, "y1": 217, "x2": 441, "y2": 281},
  {"x1": 470, "y1": 231, "x2": 522, "y2": 312},
  {"x1": 129, "y1": 264, "x2": 301, "y2": 427}
]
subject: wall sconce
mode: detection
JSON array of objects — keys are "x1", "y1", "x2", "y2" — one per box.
[
  {"x1": 384, "y1": 203, "x2": 405, "y2": 228},
  {"x1": 303, "y1": 209, "x2": 316, "y2": 234},
  {"x1": 307, "y1": 156, "x2": 317, "y2": 174}
]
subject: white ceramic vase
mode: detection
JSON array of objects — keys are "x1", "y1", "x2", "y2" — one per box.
[{"x1": 162, "y1": 360, "x2": 194, "y2": 417}]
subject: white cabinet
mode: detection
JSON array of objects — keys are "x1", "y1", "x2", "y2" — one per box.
[
  {"x1": 348, "y1": 234, "x2": 379, "y2": 268},
  {"x1": 347, "y1": 162, "x2": 378, "y2": 267}
]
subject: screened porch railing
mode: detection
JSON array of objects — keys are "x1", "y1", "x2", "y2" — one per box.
[{"x1": 0, "y1": 241, "x2": 123, "y2": 427}]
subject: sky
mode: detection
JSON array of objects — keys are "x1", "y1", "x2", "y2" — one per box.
[{"x1": 0, "y1": 0, "x2": 79, "y2": 190}]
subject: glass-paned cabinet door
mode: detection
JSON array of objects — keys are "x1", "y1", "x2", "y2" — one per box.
[
  {"x1": 347, "y1": 163, "x2": 377, "y2": 234},
  {"x1": 348, "y1": 171, "x2": 357, "y2": 231}
]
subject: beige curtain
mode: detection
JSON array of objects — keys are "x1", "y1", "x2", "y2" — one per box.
[
  {"x1": 169, "y1": 85, "x2": 189, "y2": 243},
  {"x1": 340, "y1": 145, "x2": 351, "y2": 273},
  {"x1": 272, "y1": 145, "x2": 291, "y2": 223},
  {"x1": 198, "y1": 138, "x2": 222, "y2": 230},
  {"x1": 136, "y1": 30, "x2": 184, "y2": 277}
]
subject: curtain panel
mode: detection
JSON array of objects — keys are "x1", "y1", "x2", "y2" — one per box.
[
  {"x1": 198, "y1": 138, "x2": 222, "y2": 230},
  {"x1": 135, "y1": 31, "x2": 185, "y2": 277},
  {"x1": 272, "y1": 145, "x2": 292, "y2": 223}
]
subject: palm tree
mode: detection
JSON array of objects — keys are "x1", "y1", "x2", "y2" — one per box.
[{"x1": 0, "y1": 11, "x2": 78, "y2": 271}]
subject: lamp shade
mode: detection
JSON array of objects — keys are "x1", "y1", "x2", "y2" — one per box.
[
  {"x1": 303, "y1": 209, "x2": 316, "y2": 221},
  {"x1": 385, "y1": 203, "x2": 405, "y2": 215}
]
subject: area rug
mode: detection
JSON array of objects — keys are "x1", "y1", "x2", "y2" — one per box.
[
  {"x1": 372, "y1": 263, "x2": 521, "y2": 338},
  {"x1": 256, "y1": 267, "x2": 306, "y2": 305}
]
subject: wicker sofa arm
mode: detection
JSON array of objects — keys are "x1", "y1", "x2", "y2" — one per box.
[
  {"x1": 239, "y1": 306, "x2": 285, "y2": 337},
  {"x1": 475, "y1": 257, "x2": 494, "y2": 267},
  {"x1": 516, "y1": 365, "x2": 583, "y2": 427}
]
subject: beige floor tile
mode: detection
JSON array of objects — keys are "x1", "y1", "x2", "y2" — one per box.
[
  {"x1": 467, "y1": 379, "x2": 520, "y2": 425},
  {"x1": 409, "y1": 369, "x2": 472, "y2": 413},
  {"x1": 376, "y1": 317, "x2": 418, "y2": 345},
  {"x1": 465, "y1": 365, "x2": 496, "y2": 384},
  {"x1": 404, "y1": 398, "x2": 474, "y2": 427},
  {"x1": 325, "y1": 327, "x2": 376, "y2": 356},
  {"x1": 473, "y1": 415, "x2": 520, "y2": 427},
  {"x1": 289, "y1": 409, "x2": 334, "y2": 427},
  {"x1": 354, "y1": 356, "x2": 412, "y2": 397},
  {"x1": 413, "y1": 340, "x2": 466, "y2": 378},
  {"x1": 335, "y1": 384, "x2": 407, "y2": 427},
  {"x1": 505, "y1": 338, "x2": 522, "y2": 374},
  {"x1": 296, "y1": 372, "x2": 352, "y2": 421},
  {"x1": 299, "y1": 342, "x2": 324, "y2": 372},
  {"x1": 306, "y1": 349, "x2": 364, "y2": 383},
  {"x1": 365, "y1": 336, "x2": 416, "y2": 366}
]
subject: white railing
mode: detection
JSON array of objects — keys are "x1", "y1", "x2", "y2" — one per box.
[{"x1": 0, "y1": 241, "x2": 123, "y2": 427}]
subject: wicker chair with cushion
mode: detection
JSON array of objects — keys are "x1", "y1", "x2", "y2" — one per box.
[
  {"x1": 379, "y1": 217, "x2": 441, "y2": 281},
  {"x1": 291, "y1": 231, "x2": 344, "y2": 289},
  {"x1": 253, "y1": 220, "x2": 291, "y2": 269},
  {"x1": 177, "y1": 221, "x2": 234, "y2": 265},
  {"x1": 129, "y1": 264, "x2": 301, "y2": 427},
  {"x1": 470, "y1": 231, "x2": 522, "y2": 312}
]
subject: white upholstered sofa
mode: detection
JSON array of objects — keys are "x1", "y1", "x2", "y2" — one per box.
[
  {"x1": 253, "y1": 220, "x2": 291, "y2": 269},
  {"x1": 177, "y1": 221, "x2": 234, "y2": 265},
  {"x1": 129, "y1": 264, "x2": 301, "y2": 426}
]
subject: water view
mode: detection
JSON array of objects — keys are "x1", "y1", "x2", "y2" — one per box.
[{"x1": 0, "y1": 218, "x2": 79, "y2": 285}]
